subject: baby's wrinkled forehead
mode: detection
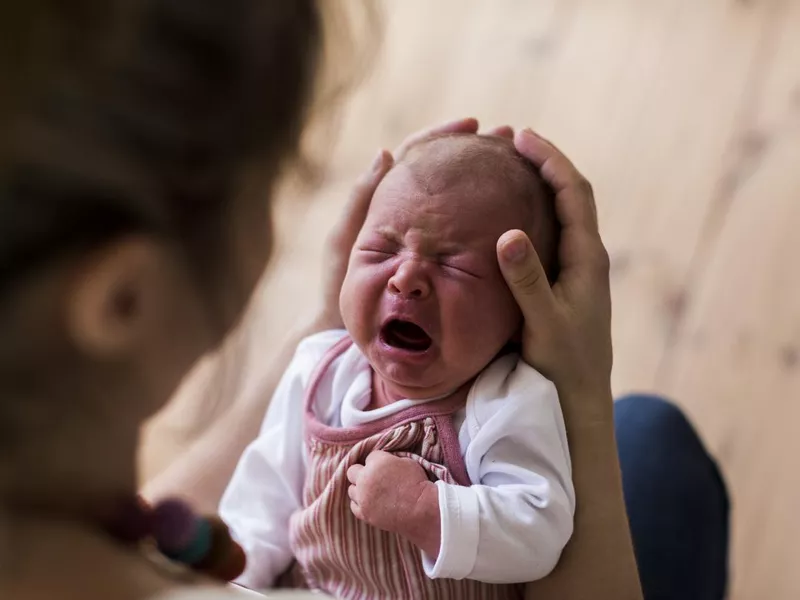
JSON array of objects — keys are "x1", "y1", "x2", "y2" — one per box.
[{"x1": 375, "y1": 133, "x2": 558, "y2": 278}]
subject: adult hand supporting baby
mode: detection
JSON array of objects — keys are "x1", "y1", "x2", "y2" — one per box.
[
  {"x1": 346, "y1": 451, "x2": 441, "y2": 559},
  {"x1": 497, "y1": 128, "x2": 612, "y2": 405},
  {"x1": 495, "y1": 129, "x2": 642, "y2": 600}
]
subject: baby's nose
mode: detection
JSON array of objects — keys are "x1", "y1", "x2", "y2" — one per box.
[{"x1": 388, "y1": 261, "x2": 431, "y2": 299}]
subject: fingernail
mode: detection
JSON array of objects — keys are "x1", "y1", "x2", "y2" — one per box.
[
  {"x1": 521, "y1": 128, "x2": 540, "y2": 140},
  {"x1": 450, "y1": 117, "x2": 477, "y2": 128},
  {"x1": 501, "y1": 237, "x2": 528, "y2": 264},
  {"x1": 371, "y1": 150, "x2": 386, "y2": 173}
]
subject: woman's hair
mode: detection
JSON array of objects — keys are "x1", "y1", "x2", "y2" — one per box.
[
  {"x1": 0, "y1": 1, "x2": 381, "y2": 490},
  {"x1": 0, "y1": 0, "x2": 325, "y2": 292}
]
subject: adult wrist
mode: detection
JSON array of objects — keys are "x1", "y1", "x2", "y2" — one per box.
[{"x1": 555, "y1": 380, "x2": 615, "y2": 430}]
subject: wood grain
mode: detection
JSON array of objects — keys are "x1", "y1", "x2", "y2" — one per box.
[{"x1": 661, "y1": 2, "x2": 800, "y2": 598}]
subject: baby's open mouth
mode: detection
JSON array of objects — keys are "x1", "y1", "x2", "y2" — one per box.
[{"x1": 381, "y1": 319, "x2": 432, "y2": 352}]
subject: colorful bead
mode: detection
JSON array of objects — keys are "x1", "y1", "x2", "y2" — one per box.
[
  {"x1": 99, "y1": 495, "x2": 153, "y2": 543},
  {"x1": 216, "y1": 540, "x2": 247, "y2": 582},
  {"x1": 196, "y1": 516, "x2": 245, "y2": 580},
  {"x1": 98, "y1": 494, "x2": 245, "y2": 582},
  {"x1": 161, "y1": 516, "x2": 212, "y2": 566},
  {"x1": 152, "y1": 498, "x2": 197, "y2": 553},
  {"x1": 196, "y1": 516, "x2": 233, "y2": 570}
]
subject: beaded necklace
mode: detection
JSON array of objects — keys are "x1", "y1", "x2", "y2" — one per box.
[{"x1": 100, "y1": 495, "x2": 246, "y2": 583}]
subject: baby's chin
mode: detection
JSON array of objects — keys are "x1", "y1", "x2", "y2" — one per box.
[
  {"x1": 370, "y1": 362, "x2": 464, "y2": 402},
  {"x1": 380, "y1": 379, "x2": 459, "y2": 402}
]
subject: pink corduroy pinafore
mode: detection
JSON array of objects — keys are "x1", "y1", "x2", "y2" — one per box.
[{"x1": 283, "y1": 336, "x2": 523, "y2": 600}]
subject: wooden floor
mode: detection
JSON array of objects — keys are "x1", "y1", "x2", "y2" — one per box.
[{"x1": 143, "y1": 2, "x2": 800, "y2": 598}]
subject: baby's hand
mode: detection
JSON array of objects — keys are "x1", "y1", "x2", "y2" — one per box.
[{"x1": 347, "y1": 450, "x2": 441, "y2": 557}]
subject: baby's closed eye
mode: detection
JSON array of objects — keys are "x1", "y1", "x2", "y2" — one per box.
[
  {"x1": 437, "y1": 254, "x2": 483, "y2": 279},
  {"x1": 358, "y1": 246, "x2": 395, "y2": 262},
  {"x1": 357, "y1": 236, "x2": 398, "y2": 256}
]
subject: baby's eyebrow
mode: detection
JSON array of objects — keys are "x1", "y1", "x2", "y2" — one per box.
[
  {"x1": 372, "y1": 226, "x2": 468, "y2": 256},
  {"x1": 374, "y1": 226, "x2": 402, "y2": 242}
]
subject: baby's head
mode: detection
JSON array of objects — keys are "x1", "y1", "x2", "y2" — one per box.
[{"x1": 340, "y1": 133, "x2": 557, "y2": 399}]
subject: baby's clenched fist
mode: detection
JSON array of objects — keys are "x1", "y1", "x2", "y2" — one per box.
[{"x1": 346, "y1": 450, "x2": 442, "y2": 557}]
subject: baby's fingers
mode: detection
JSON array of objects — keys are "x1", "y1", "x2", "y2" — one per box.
[
  {"x1": 350, "y1": 501, "x2": 365, "y2": 521},
  {"x1": 347, "y1": 463, "x2": 364, "y2": 484},
  {"x1": 347, "y1": 483, "x2": 358, "y2": 502}
]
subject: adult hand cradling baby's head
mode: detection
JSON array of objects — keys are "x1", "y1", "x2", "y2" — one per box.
[
  {"x1": 340, "y1": 128, "x2": 559, "y2": 400},
  {"x1": 498, "y1": 129, "x2": 613, "y2": 403},
  {"x1": 330, "y1": 120, "x2": 612, "y2": 405}
]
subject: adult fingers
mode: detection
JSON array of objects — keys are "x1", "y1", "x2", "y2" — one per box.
[
  {"x1": 346, "y1": 464, "x2": 364, "y2": 484},
  {"x1": 515, "y1": 129, "x2": 606, "y2": 274},
  {"x1": 328, "y1": 149, "x2": 393, "y2": 254},
  {"x1": 497, "y1": 230, "x2": 555, "y2": 328},
  {"x1": 514, "y1": 129, "x2": 599, "y2": 232},
  {"x1": 484, "y1": 125, "x2": 514, "y2": 139},
  {"x1": 393, "y1": 117, "x2": 479, "y2": 159}
]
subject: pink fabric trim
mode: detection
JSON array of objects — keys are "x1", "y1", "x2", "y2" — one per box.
[
  {"x1": 303, "y1": 334, "x2": 471, "y2": 486},
  {"x1": 432, "y1": 414, "x2": 471, "y2": 487},
  {"x1": 302, "y1": 334, "x2": 353, "y2": 418}
]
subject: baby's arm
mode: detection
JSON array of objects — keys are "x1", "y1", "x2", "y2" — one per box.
[
  {"x1": 219, "y1": 331, "x2": 345, "y2": 590},
  {"x1": 346, "y1": 450, "x2": 442, "y2": 556},
  {"x1": 347, "y1": 359, "x2": 574, "y2": 584},
  {"x1": 425, "y1": 360, "x2": 575, "y2": 583}
]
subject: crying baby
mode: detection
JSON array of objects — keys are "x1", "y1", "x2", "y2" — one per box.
[{"x1": 221, "y1": 133, "x2": 575, "y2": 600}]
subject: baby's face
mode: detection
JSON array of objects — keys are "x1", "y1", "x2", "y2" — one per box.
[{"x1": 340, "y1": 163, "x2": 527, "y2": 400}]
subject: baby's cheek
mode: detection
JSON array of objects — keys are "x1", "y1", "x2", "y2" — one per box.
[
  {"x1": 465, "y1": 284, "x2": 521, "y2": 342},
  {"x1": 443, "y1": 284, "x2": 484, "y2": 327},
  {"x1": 341, "y1": 267, "x2": 385, "y2": 334},
  {"x1": 497, "y1": 285, "x2": 524, "y2": 329}
]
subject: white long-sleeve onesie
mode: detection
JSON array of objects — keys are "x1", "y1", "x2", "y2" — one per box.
[{"x1": 220, "y1": 330, "x2": 575, "y2": 590}]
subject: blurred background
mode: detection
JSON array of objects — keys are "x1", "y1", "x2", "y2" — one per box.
[{"x1": 142, "y1": 2, "x2": 800, "y2": 599}]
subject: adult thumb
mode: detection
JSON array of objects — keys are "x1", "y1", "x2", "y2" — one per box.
[{"x1": 497, "y1": 230, "x2": 554, "y2": 325}]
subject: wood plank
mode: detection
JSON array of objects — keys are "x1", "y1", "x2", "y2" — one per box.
[
  {"x1": 661, "y1": 2, "x2": 800, "y2": 598},
  {"x1": 579, "y1": 0, "x2": 775, "y2": 393}
]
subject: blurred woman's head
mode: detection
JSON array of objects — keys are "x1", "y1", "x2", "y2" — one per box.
[{"x1": 0, "y1": 0, "x2": 328, "y2": 503}]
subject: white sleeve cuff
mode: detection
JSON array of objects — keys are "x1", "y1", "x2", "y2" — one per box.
[{"x1": 421, "y1": 481, "x2": 480, "y2": 580}]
